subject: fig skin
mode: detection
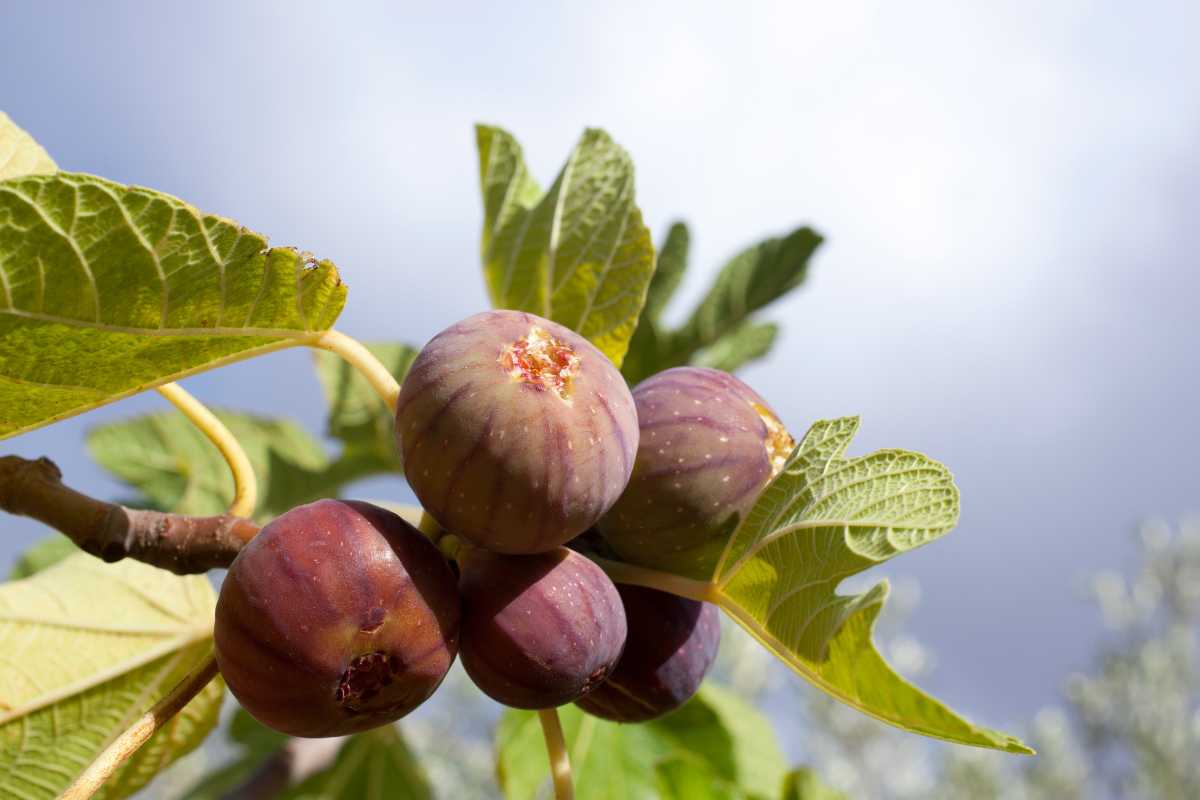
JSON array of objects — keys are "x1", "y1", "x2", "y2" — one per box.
[
  {"x1": 214, "y1": 499, "x2": 460, "y2": 738},
  {"x1": 458, "y1": 547, "x2": 627, "y2": 709},
  {"x1": 598, "y1": 366, "x2": 794, "y2": 579},
  {"x1": 576, "y1": 584, "x2": 721, "y2": 722},
  {"x1": 396, "y1": 309, "x2": 638, "y2": 554}
]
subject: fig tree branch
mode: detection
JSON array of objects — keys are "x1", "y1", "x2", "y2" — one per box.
[{"x1": 0, "y1": 455, "x2": 257, "y2": 574}]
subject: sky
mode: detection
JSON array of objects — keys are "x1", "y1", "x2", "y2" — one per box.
[{"x1": 2, "y1": 0, "x2": 1198, "y2": 753}]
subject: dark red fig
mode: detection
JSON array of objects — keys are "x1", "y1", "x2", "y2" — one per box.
[
  {"x1": 598, "y1": 366, "x2": 794, "y2": 579},
  {"x1": 214, "y1": 499, "x2": 460, "y2": 737},
  {"x1": 576, "y1": 584, "x2": 720, "y2": 722},
  {"x1": 396, "y1": 310, "x2": 638, "y2": 554},
  {"x1": 458, "y1": 547, "x2": 627, "y2": 709}
]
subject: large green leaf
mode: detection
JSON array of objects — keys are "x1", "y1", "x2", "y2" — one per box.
[
  {"x1": 0, "y1": 113, "x2": 55, "y2": 181},
  {"x1": 496, "y1": 685, "x2": 785, "y2": 800},
  {"x1": 312, "y1": 341, "x2": 416, "y2": 471},
  {"x1": 280, "y1": 726, "x2": 432, "y2": 800},
  {"x1": 0, "y1": 172, "x2": 346, "y2": 439},
  {"x1": 699, "y1": 417, "x2": 1030, "y2": 753},
  {"x1": 0, "y1": 552, "x2": 222, "y2": 799},
  {"x1": 476, "y1": 125, "x2": 655, "y2": 367}
]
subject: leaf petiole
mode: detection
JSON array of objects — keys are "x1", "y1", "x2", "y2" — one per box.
[
  {"x1": 156, "y1": 382, "x2": 258, "y2": 518},
  {"x1": 310, "y1": 329, "x2": 402, "y2": 413}
]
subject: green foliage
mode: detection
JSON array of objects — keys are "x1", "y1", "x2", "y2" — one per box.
[
  {"x1": 311, "y1": 341, "x2": 416, "y2": 473},
  {"x1": 280, "y1": 726, "x2": 432, "y2": 800},
  {"x1": 496, "y1": 685, "x2": 785, "y2": 800},
  {"x1": 0, "y1": 552, "x2": 221, "y2": 799},
  {"x1": 0, "y1": 172, "x2": 346, "y2": 439},
  {"x1": 5, "y1": 534, "x2": 79, "y2": 579},
  {"x1": 781, "y1": 769, "x2": 847, "y2": 800},
  {"x1": 705, "y1": 416, "x2": 1030, "y2": 753},
  {"x1": 181, "y1": 709, "x2": 288, "y2": 800},
  {"x1": 622, "y1": 223, "x2": 821, "y2": 384},
  {"x1": 476, "y1": 125, "x2": 655, "y2": 367},
  {"x1": 0, "y1": 113, "x2": 55, "y2": 181}
]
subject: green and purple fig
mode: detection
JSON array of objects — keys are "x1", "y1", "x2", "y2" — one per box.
[
  {"x1": 458, "y1": 546, "x2": 627, "y2": 709},
  {"x1": 396, "y1": 310, "x2": 638, "y2": 554},
  {"x1": 576, "y1": 584, "x2": 721, "y2": 722},
  {"x1": 214, "y1": 499, "x2": 460, "y2": 737},
  {"x1": 598, "y1": 366, "x2": 794, "y2": 578}
]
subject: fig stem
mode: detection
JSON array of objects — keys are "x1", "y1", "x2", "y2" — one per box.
[
  {"x1": 156, "y1": 381, "x2": 258, "y2": 518},
  {"x1": 311, "y1": 329, "x2": 401, "y2": 413},
  {"x1": 589, "y1": 555, "x2": 718, "y2": 603},
  {"x1": 537, "y1": 707, "x2": 575, "y2": 800},
  {"x1": 60, "y1": 651, "x2": 220, "y2": 800}
]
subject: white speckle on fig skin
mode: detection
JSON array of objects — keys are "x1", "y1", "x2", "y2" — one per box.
[{"x1": 396, "y1": 310, "x2": 638, "y2": 554}]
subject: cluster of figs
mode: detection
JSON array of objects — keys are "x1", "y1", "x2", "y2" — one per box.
[{"x1": 214, "y1": 310, "x2": 794, "y2": 737}]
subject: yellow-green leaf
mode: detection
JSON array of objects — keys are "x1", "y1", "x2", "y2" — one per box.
[
  {"x1": 707, "y1": 417, "x2": 1031, "y2": 754},
  {"x1": 0, "y1": 553, "x2": 221, "y2": 798},
  {"x1": 0, "y1": 113, "x2": 55, "y2": 181},
  {"x1": 476, "y1": 125, "x2": 654, "y2": 367},
  {"x1": 0, "y1": 172, "x2": 346, "y2": 439}
]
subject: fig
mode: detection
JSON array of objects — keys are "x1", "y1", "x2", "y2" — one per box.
[
  {"x1": 598, "y1": 366, "x2": 794, "y2": 578},
  {"x1": 576, "y1": 584, "x2": 720, "y2": 722},
  {"x1": 396, "y1": 310, "x2": 638, "y2": 554},
  {"x1": 214, "y1": 499, "x2": 460, "y2": 737},
  {"x1": 458, "y1": 547, "x2": 627, "y2": 709}
]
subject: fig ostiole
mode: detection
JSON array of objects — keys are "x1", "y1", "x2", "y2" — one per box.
[
  {"x1": 396, "y1": 310, "x2": 638, "y2": 555},
  {"x1": 214, "y1": 499, "x2": 461, "y2": 738}
]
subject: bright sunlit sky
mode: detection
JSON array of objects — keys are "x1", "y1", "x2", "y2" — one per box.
[{"x1": 2, "y1": 1, "x2": 1198, "y2": 741}]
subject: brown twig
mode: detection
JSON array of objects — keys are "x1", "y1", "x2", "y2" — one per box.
[{"x1": 0, "y1": 455, "x2": 257, "y2": 574}]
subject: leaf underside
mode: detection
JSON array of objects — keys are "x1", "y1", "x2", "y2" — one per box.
[
  {"x1": 0, "y1": 172, "x2": 346, "y2": 439},
  {"x1": 0, "y1": 553, "x2": 221, "y2": 799},
  {"x1": 0, "y1": 113, "x2": 56, "y2": 182},
  {"x1": 707, "y1": 417, "x2": 1031, "y2": 754}
]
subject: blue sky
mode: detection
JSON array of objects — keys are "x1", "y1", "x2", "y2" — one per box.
[{"x1": 2, "y1": 0, "x2": 1198, "y2": 743}]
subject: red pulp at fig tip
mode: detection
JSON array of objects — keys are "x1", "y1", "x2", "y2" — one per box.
[{"x1": 499, "y1": 326, "x2": 581, "y2": 401}]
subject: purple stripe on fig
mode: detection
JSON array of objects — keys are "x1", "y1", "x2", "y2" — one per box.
[
  {"x1": 598, "y1": 366, "x2": 795, "y2": 580},
  {"x1": 396, "y1": 310, "x2": 639, "y2": 554},
  {"x1": 458, "y1": 547, "x2": 628, "y2": 709},
  {"x1": 214, "y1": 499, "x2": 461, "y2": 738},
  {"x1": 576, "y1": 584, "x2": 721, "y2": 723}
]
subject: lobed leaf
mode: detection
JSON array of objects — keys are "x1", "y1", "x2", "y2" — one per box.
[
  {"x1": 279, "y1": 726, "x2": 432, "y2": 800},
  {"x1": 781, "y1": 768, "x2": 848, "y2": 800},
  {"x1": 704, "y1": 417, "x2": 1031, "y2": 753},
  {"x1": 642, "y1": 221, "x2": 689, "y2": 323},
  {"x1": 0, "y1": 113, "x2": 55, "y2": 181},
  {"x1": 495, "y1": 685, "x2": 784, "y2": 800},
  {"x1": 476, "y1": 125, "x2": 655, "y2": 367},
  {"x1": 0, "y1": 552, "x2": 221, "y2": 799},
  {"x1": 5, "y1": 535, "x2": 79, "y2": 580},
  {"x1": 0, "y1": 172, "x2": 346, "y2": 439}
]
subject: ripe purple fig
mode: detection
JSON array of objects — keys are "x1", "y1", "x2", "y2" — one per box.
[
  {"x1": 214, "y1": 499, "x2": 460, "y2": 737},
  {"x1": 395, "y1": 310, "x2": 638, "y2": 554},
  {"x1": 576, "y1": 584, "x2": 721, "y2": 722},
  {"x1": 458, "y1": 547, "x2": 627, "y2": 709},
  {"x1": 598, "y1": 366, "x2": 794, "y2": 579}
]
